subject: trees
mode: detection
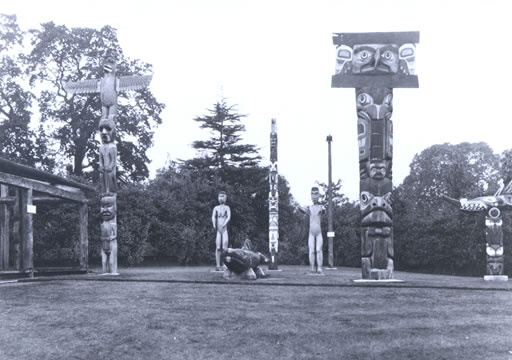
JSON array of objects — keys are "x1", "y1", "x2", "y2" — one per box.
[
  {"x1": 499, "y1": 149, "x2": 512, "y2": 184},
  {"x1": 315, "y1": 179, "x2": 348, "y2": 207},
  {"x1": 393, "y1": 142, "x2": 502, "y2": 274},
  {"x1": 400, "y1": 142, "x2": 500, "y2": 214},
  {"x1": 0, "y1": 14, "x2": 51, "y2": 168},
  {"x1": 27, "y1": 22, "x2": 165, "y2": 181},
  {"x1": 187, "y1": 98, "x2": 261, "y2": 173}
]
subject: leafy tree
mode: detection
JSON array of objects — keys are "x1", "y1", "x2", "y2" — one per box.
[
  {"x1": 332, "y1": 201, "x2": 360, "y2": 267},
  {"x1": 27, "y1": 22, "x2": 165, "y2": 181},
  {"x1": 393, "y1": 142, "x2": 504, "y2": 275},
  {"x1": 0, "y1": 14, "x2": 51, "y2": 167},
  {"x1": 400, "y1": 142, "x2": 499, "y2": 215},
  {"x1": 186, "y1": 98, "x2": 261, "y2": 173},
  {"x1": 499, "y1": 149, "x2": 512, "y2": 184},
  {"x1": 315, "y1": 179, "x2": 348, "y2": 207}
]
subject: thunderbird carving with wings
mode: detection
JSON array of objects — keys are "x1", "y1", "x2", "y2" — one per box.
[
  {"x1": 63, "y1": 55, "x2": 153, "y2": 120},
  {"x1": 442, "y1": 180, "x2": 512, "y2": 213}
]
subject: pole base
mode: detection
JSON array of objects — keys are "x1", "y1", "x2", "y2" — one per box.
[
  {"x1": 483, "y1": 275, "x2": 508, "y2": 281},
  {"x1": 353, "y1": 279, "x2": 404, "y2": 283},
  {"x1": 268, "y1": 251, "x2": 278, "y2": 270}
]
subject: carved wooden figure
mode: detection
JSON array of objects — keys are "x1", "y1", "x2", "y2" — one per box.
[
  {"x1": 222, "y1": 239, "x2": 269, "y2": 280},
  {"x1": 100, "y1": 194, "x2": 117, "y2": 274},
  {"x1": 64, "y1": 54, "x2": 153, "y2": 274},
  {"x1": 98, "y1": 118, "x2": 118, "y2": 194},
  {"x1": 63, "y1": 55, "x2": 153, "y2": 120},
  {"x1": 331, "y1": 31, "x2": 419, "y2": 279},
  {"x1": 486, "y1": 209, "x2": 504, "y2": 276},
  {"x1": 299, "y1": 187, "x2": 325, "y2": 274},
  {"x1": 212, "y1": 191, "x2": 231, "y2": 271},
  {"x1": 443, "y1": 180, "x2": 512, "y2": 279}
]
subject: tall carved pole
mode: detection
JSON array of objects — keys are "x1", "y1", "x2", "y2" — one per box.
[
  {"x1": 268, "y1": 118, "x2": 279, "y2": 270},
  {"x1": 442, "y1": 181, "x2": 511, "y2": 281},
  {"x1": 485, "y1": 208, "x2": 505, "y2": 279},
  {"x1": 331, "y1": 32, "x2": 419, "y2": 280},
  {"x1": 326, "y1": 135, "x2": 335, "y2": 268},
  {"x1": 64, "y1": 55, "x2": 152, "y2": 274}
]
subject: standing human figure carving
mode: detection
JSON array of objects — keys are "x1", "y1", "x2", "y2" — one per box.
[
  {"x1": 212, "y1": 191, "x2": 231, "y2": 271},
  {"x1": 100, "y1": 194, "x2": 117, "y2": 274},
  {"x1": 98, "y1": 117, "x2": 118, "y2": 194},
  {"x1": 300, "y1": 187, "x2": 325, "y2": 274}
]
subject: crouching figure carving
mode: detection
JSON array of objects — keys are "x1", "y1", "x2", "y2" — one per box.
[{"x1": 222, "y1": 239, "x2": 269, "y2": 280}]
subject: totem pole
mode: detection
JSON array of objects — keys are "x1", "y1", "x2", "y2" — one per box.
[
  {"x1": 268, "y1": 118, "x2": 279, "y2": 270},
  {"x1": 331, "y1": 32, "x2": 419, "y2": 280},
  {"x1": 64, "y1": 55, "x2": 153, "y2": 274},
  {"x1": 442, "y1": 180, "x2": 512, "y2": 281}
]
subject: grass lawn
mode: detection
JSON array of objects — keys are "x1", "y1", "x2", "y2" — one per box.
[{"x1": 1, "y1": 267, "x2": 511, "y2": 360}]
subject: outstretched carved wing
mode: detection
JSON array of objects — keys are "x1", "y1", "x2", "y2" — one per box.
[
  {"x1": 503, "y1": 180, "x2": 512, "y2": 195},
  {"x1": 63, "y1": 79, "x2": 100, "y2": 94},
  {"x1": 117, "y1": 75, "x2": 153, "y2": 92}
]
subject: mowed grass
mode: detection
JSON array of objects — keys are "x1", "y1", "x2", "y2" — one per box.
[{"x1": 1, "y1": 275, "x2": 512, "y2": 360}]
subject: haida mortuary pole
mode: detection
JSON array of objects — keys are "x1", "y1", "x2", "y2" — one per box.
[
  {"x1": 64, "y1": 55, "x2": 152, "y2": 274},
  {"x1": 331, "y1": 32, "x2": 419, "y2": 280},
  {"x1": 326, "y1": 135, "x2": 335, "y2": 268},
  {"x1": 268, "y1": 118, "x2": 279, "y2": 270}
]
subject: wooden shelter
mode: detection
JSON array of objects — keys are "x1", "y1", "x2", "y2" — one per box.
[{"x1": 0, "y1": 157, "x2": 95, "y2": 276}]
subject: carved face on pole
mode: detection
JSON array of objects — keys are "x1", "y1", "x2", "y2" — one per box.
[
  {"x1": 352, "y1": 44, "x2": 399, "y2": 74},
  {"x1": 360, "y1": 192, "x2": 392, "y2": 227},
  {"x1": 334, "y1": 42, "x2": 416, "y2": 77},
  {"x1": 98, "y1": 118, "x2": 116, "y2": 144},
  {"x1": 311, "y1": 187, "x2": 321, "y2": 204},
  {"x1": 356, "y1": 89, "x2": 393, "y2": 121},
  {"x1": 218, "y1": 191, "x2": 227, "y2": 204},
  {"x1": 370, "y1": 161, "x2": 388, "y2": 179},
  {"x1": 103, "y1": 56, "x2": 117, "y2": 74},
  {"x1": 100, "y1": 195, "x2": 117, "y2": 221}
]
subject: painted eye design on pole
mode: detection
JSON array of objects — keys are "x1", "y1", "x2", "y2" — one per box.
[
  {"x1": 352, "y1": 46, "x2": 377, "y2": 73},
  {"x1": 360, "y1": 191, "x2": 370, "y2": 204},
  {"x1": 383, "y1": 93, "x2": 393, "y2": 106},
  {"x1": 357, "y1": 93, "x2": 373, "y2": 106},
  {"x1": 382, "y1": 51, "x2": 394, "y2": 61},
  {"x1": 376, "y1": 46, "x2": 399, "y2": 73}
]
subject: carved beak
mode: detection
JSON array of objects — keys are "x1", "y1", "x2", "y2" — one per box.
[
  {"x1": 364, "y1": 104, "x2": 390, "y2": 120},
  {"x1": 441, "y1": 195, "x2": 461, "y2": 208}
]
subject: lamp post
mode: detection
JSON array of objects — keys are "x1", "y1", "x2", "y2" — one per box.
[{"x1": 326, "y1": 135, "x2": 335, "y2": 268}]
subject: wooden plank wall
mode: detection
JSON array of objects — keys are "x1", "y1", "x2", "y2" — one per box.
[{"x1": 0, "y1": 185, "x2": 9, "y2": 269}]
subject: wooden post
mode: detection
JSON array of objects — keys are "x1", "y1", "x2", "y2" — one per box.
[
  {"x1": 20, "y1": 187, "x2": 34, "y2": 276},
  {"x1": 79, "y1": 202, "x2": 88, "y2": 271},
  {"x1": 12, "y1": 188, "x2": 21, "y2": 271},
  {"x1": 1, "y1": 185, "x2": 9, "y2": 269},
  {"x1": 326, "y1": 135, "x2": 335, "y2": 268}
]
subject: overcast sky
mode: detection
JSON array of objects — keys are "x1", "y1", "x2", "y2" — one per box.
[{"x1": 3, "y1": 0, "x2": 512, "y2": 204}]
